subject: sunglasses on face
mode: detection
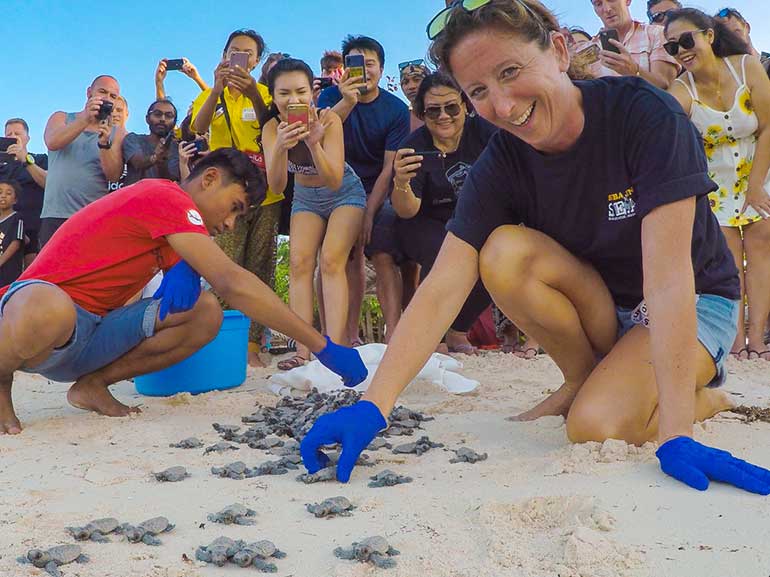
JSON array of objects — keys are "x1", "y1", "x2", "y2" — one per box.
[
  {"x1": 149, "y1": 110, "x2": 177, "y2": 120},
  {"x1": 398, "y1": 59, "x2": 425, "y2": 71},
  {"x1": 427, "y1": 0, "x2": 545, "y2": 40},
  {"x1": 649, "y1": 10, "x2": 672, "y2": 24},
  {"x1": 664, "y1": 29, "x2": 707, "y2": 56},
  {"x1": 423, "y1": 102, "x2": 463, "y2": 120}
]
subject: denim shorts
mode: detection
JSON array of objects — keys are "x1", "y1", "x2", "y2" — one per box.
[
  {"x1": 616, "y1": 294, "x2": 740, "y2": 388},
  {"x1": 0, "y1": 280, "x2": 159, "y2": 382},
  {"x1": 291, "y1": 163, "x2": 366, "y2": 220}
]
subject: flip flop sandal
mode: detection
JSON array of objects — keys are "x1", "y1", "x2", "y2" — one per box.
[
  {"x1": 730, "y1": 347, "x2": 748, "y2": 360},
  {"x1": 514, "y1": 347, "x2": 540, "y2": 359},
  {"x1": 748, "y1": 349, "x2": 770, "y2": 361},
  {"x1": 277, "y1": 355, "x2": 308, "y2": 371},
  {"x1": 448, "y1": 343, "x2": 478, "y2": 355}
]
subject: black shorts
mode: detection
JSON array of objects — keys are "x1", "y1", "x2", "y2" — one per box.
[
  {"x1": 39, "y1": 217, "x2": 68, "y2": 250},
  {"x1": 364, "y1": 201, "x2": 404, "y2": 263},
  {"x1": 23, "y1": 228, "x2": 39, "y2": 255}
]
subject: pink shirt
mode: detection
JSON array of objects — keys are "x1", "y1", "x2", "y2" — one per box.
[{"x1": 591, "y1": 21, "x2": 680, "y2": 78}]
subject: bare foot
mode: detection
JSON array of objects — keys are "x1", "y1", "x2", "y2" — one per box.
[
  {"x1": 248, "y1": 351, "x2": 267, "y2": 368},
  {"x1": 0, "y1": 378, "x2": 22, "y2": 434},
  {"x1": 507, "y1": 383, "x2": 577, "y2": 422},
  {"x1": 445, "y1": 330, "x2": 477, "y2": 355},
  {"x1": 67, "y1": 376, "x2": 141, "y2": 417}
]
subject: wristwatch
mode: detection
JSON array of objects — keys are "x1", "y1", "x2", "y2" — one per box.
[
  {"x1": 25, "y1": 154, "x2": 35, "y2": 166},
  {"x1": 97, "y1": 141, "x2": 112, "y2": 150}
]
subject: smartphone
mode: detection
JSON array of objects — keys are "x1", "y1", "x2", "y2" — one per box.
[
  {"x1": 599, "y1": 29, "x2": 621, "y2": 53},
  {"x1": 345, "y1": 54, "x2": 366, "y2": 85},
  {"x1": 230, "y1": 51, "x2": 250, "y2": 70},
  {"x1": 287, "y1": 103, "x2": 309, "y2": 127},
  {"x1": 574, "y1": 43, "x2": 600, "y2": 66},
  {"x1": 315, "y1": 77, "x2": 334, "y2": 90},
  {"x1": 411, "y1": 150, "x2": 445, "y2": 172},
  {"x1": 0, "y1": 136, "x2": 16, "y2": 162},
  {"x1": 165, "y1": 58, "x2": 185, "y2": 71}
]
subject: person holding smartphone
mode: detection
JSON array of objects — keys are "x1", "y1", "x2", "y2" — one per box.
[
  {"x1": 155, "y1": 57, "x2": 209, "y2": 101},
  {"x1": 392, "y1": 72, "x2": 497, "y2": 355},
  {"x1": 665, "y1": 9, "x2": 770, "y2": 361},
  {"x1": 191, "y1": 29, "x2": 283, "y2": 367},
  {"x1": 122, "y1": 99, "x2": 181, "y2": 185},
  {"x1": 300, "y1": 0, "x2": 770, "y2": 495},
  {"x1": 262, "y1": 59, "x2": 366, "y2": 371},
  {"x1": 589, "y1": 0, "x2": 679, "y2": 89}
]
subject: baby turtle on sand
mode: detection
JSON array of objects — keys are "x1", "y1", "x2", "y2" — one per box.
[
  {"x1": 19, "y1": 545, "x2": 89, "y2": 577},
  {"x1": 392, "y1": 436, "x2": 444, "y2": 456},
  {"x1": 153, "y1": 466, "x2": 190, "y2": 482},
  {"x1": 211, "y1": 461, "x2": 251, "y2": 479},
  {"x1": 122, "y1": 516, "x2": 175, "y2": 546},
  {"x1": 169, "y1": 437, "x2": 204, "y2": 449},
  {"x1": 296, "y1": 466, "x2": 337, "y2": 484},
  {"x1": 334, "y1": 536, "x2": 400, "y2": 569},
  {"x1": 368, "y1": 470, "x2": 413, "y2": 488},
  {"x1": 65, "y1": 517, "x2": 121, "y2": 542},
  {"x1": 367, "y1": 438, "x2": 392, "y2": 451},
  {"x1": 306, "y1": 496, "x2": 355, "y2": 518},
  {"x1": 204, "y1": 442, "x2": 240, "y2": 455},
  {"x1": 449, "y1": 447, "x2": 488, "y2": 464},
  {"x1": 252, "y1": 458, "x2": 298, "y2": 476},
  {"x1": 249, "y1": 436, "x2": 284, "y2": 450},
  {"x1": 231, "y1": 540, "x2": 286, "y2": 572},
  {"x1": 195, "y1": 536, "x2": 240, "y2": 567},
  {"x1": 207, "y1": 503, "x2": 257, "y2": 525}
]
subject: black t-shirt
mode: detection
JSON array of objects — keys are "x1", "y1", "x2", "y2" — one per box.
[
  {"x1": 401, "y1": 115, "x2": 497, "y2": 222},
  {"x1": 0, "y1": 153, "x2": 48, "y2": 231},
  {"x1": 0, "y1": 211, "x2": 24, "y2": 287},
  {"x1": 447, "y1": 77, "x2": 740, "y2": 308}
]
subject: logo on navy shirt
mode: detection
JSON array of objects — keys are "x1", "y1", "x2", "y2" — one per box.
[
  {"x1": 608, "y1": 187, "x2": 636, "y2": 221},
  {"x1": 446, "y1": 162, "x2": 472, "y2": 195}
]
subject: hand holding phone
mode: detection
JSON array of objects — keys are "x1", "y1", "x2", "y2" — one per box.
[
  {"x1": 0, "y1": 137, "x2": 17, "y2": 162},
  {"x1": 599, "y1": 29, "x2": 621, "y2": 54},
  {"x1": 315, "y1": 77, "x2": 334, "y2": 90},
  {"x1": 230, "y1": 51, "x2": 250, "y2": 70},
  {"x1": 287, "y1": 103, "x2": 309, "y2": 127},
  {"x1": 344, "y1": 54, "x2": 367, "y2": 93},
  {"x1": 411, "y1": 150, "x2": 445, "y2": 172}
]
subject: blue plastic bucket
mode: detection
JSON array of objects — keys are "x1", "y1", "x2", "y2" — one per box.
[{"x1": 135, "y1": 310, "x2": 249, "y2": 396}]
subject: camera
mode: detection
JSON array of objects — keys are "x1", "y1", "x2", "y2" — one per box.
[{"x1": 96, "y1": 100, "x2": 114, "y2": 122}]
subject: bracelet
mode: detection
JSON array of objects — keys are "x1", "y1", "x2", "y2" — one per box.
[
  {"x1": 97, "y1": 141, "x2": 112, "y2": 150},
  {"x1": 393, "y1": 182, "x2": 410, "y2": 193}
]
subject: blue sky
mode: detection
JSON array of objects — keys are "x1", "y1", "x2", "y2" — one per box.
[{"x1": 1, "y1": 0, "x2": 765, "y2": 152}]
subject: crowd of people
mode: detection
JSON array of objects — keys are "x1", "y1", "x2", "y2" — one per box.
[{"x1": 1, "y1": 0, "x2": 770, "y2": 493}]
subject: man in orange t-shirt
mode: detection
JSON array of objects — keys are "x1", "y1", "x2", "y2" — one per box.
[{"x1": 0, "y1": 148, "x2": 367, "y2": 435}]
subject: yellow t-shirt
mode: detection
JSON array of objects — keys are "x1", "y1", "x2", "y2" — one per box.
[{"x1": 191, "y1": 84, "x2": 282, "y2": 206}]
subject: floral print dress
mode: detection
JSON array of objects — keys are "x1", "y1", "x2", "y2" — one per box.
[{"x1": 677, "y1": 55, "x2": 766, "y2": 227}]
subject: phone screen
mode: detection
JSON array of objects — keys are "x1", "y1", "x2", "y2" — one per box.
[
  {"x1": 230, "y1": 51, "x2": 250, "y2": 70},
  {"x1": 600, "y1": 30, "x2": 621, "y2": 53},
  {"x1": 0, "y1": 137, "x2": 16, "y2": 162},
  {"x1": 574, "y1": 43, "x2": 600, "y2": 66},
  {"x1": 316, "y1": 77, "x2": 334, "y2": 90},
  {"x1": 412, "y1": 150, "x2": 445, "y2": 172},
  {"x1": 345, "y1": 54, "x2": 366, "y2": 84},
  {"x1": 287, "y1": 104, "x2": 309, "y2": 127},
  {"x1": 166, "y1": 58, "x2": 185, "y2": 71}
]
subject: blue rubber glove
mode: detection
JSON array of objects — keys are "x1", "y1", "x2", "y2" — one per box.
[
  {"x1": 315, "y1": 336, "x2": 368, "y2": 388},
  {"x1": 656, "y1": 436, "x2": 770, "y2": 494},
  {"x1": 152, "y1": 260, "x2": 202, "y2": 321},
  {"x1": 300, "y1": 400, "x2": 387, "y2": 482}
]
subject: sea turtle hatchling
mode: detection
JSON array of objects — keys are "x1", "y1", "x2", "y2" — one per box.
[
  {"x1": 368, "y1": 469, "x2": 413, "y2": 488},
  {"x1": 392, "y1": 436, "x2": 444, "y2": 456},
  {"x1": 153, "y1": 466, "x2": 190, "y2": 482},
  {"x1": 207, "y1": 503, "x2": 257, "y2": 525},
  {"x1": 204, "y1": 442, "x2": 240, "y2": 455},
  {"x1": 169, "y1": 437, "x2": 204, "y2": 449},
  {"x1": 449, "y1": 447, "x2": 488, "y2": 464},
  {"x1": 65, "y1": 517, "x2": 121, "y2": 542},
  {"x1": 306, "y1": 496, "x2": 355, "y2": 518},
  {"x1": 334, "y1": 536, "x2": 400, "y2": 569},
  {"x1": 19, "y1": 544, "x2": 89, "y2": 577},
  {"x1": 211, "y1": 461, "x2": 251, "y2": 479},
  {"x1": 195, "y1": 536, "x2": 240, "y2": 567},
  {"x1": 231, "y1": 540, "x2": 287, "y2": 572},
  {"x1": 296, "y1": 466, "x2": 337, "y2": 484},
  {"x1": 122, "y1": 516, "x2": 175, "y2": 546}
]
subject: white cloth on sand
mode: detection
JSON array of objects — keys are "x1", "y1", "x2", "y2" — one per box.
[{"x1": 267, "y1": 343, "x2": 479, "y2": 397}]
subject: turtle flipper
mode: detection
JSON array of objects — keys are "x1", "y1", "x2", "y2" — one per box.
[
  {"x1": 142, "y1": 534, "x2": 162, "y2": 546},
  {"x1": 44, "y1": 561, "x2": 63, "y2": 577}
]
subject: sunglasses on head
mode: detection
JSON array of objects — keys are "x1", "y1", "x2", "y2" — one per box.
[
  {"x1": 427, "y1": 0, "x2": 545, "y2": 40},
  {"x1": 716, "y1": 7, "x2": 743, "y2": 20},
  {"x1": 663, "y1": 29, "x2": 707, "y2": 56},
  {"x1": 423, "y1": 102, "x2": 463, "y2": 120},
  {"x1": 649, "y1": 9, "x2": 672, "y2": 24},
  {"x1": 399, "y1": 59, "x2": 425, "y2": 71}
]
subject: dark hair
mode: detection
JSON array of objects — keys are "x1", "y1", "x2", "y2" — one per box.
[
  {"x1": 259, "y1": 52, "x2": 288, "y2": 85},
  {"x1": 342, "y1": 35, "x2": 385, "y2": 68},
  {"x1": 223, "y1": 29, "x2": 266, "y2": 61},
  {"x1": 4, "y1": 118, "x2": 29, "y2": 133},
  {"x1": 429, "y1": 0, "x2": 558, "y2": 75},
  {"x1": 179, "y1": 113, "x2": 196, "y2": 142},
  {"x1": 568, "y1": 27, "x2": 593, "y2": 43},
  {"x1": 413, "y1": 72, "x2": 470, "y2": 119},
  {"x1": 321, "y1": 50, "x2": 344, "y2": 71},
  {"x1": 266, "y1": 58, "x2": 315, "y2": 96},
  {"x1": 186, "y1": 148, "x2": 265, "y2": 206},
  {"x1": 0, "y1": 179, "x2": 21, "y2": 197},
  {"x1": 146, "y1": 98, "x2": 178, "y2": 123},
  {"x1": 665, "y1": 8, "x2": 751, "y2": 58},
  {"x1": 647, "y1": 0, "x2": 681, "y2": 10}
]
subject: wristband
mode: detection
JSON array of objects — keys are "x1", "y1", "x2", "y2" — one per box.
[{"x1": 97, "y1": 141, "x2": 112, "y2": 150}]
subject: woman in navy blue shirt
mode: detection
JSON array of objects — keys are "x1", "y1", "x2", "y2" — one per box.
[{"x1": 300, "y1": 0, "x2": 770, "y2": 493}]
